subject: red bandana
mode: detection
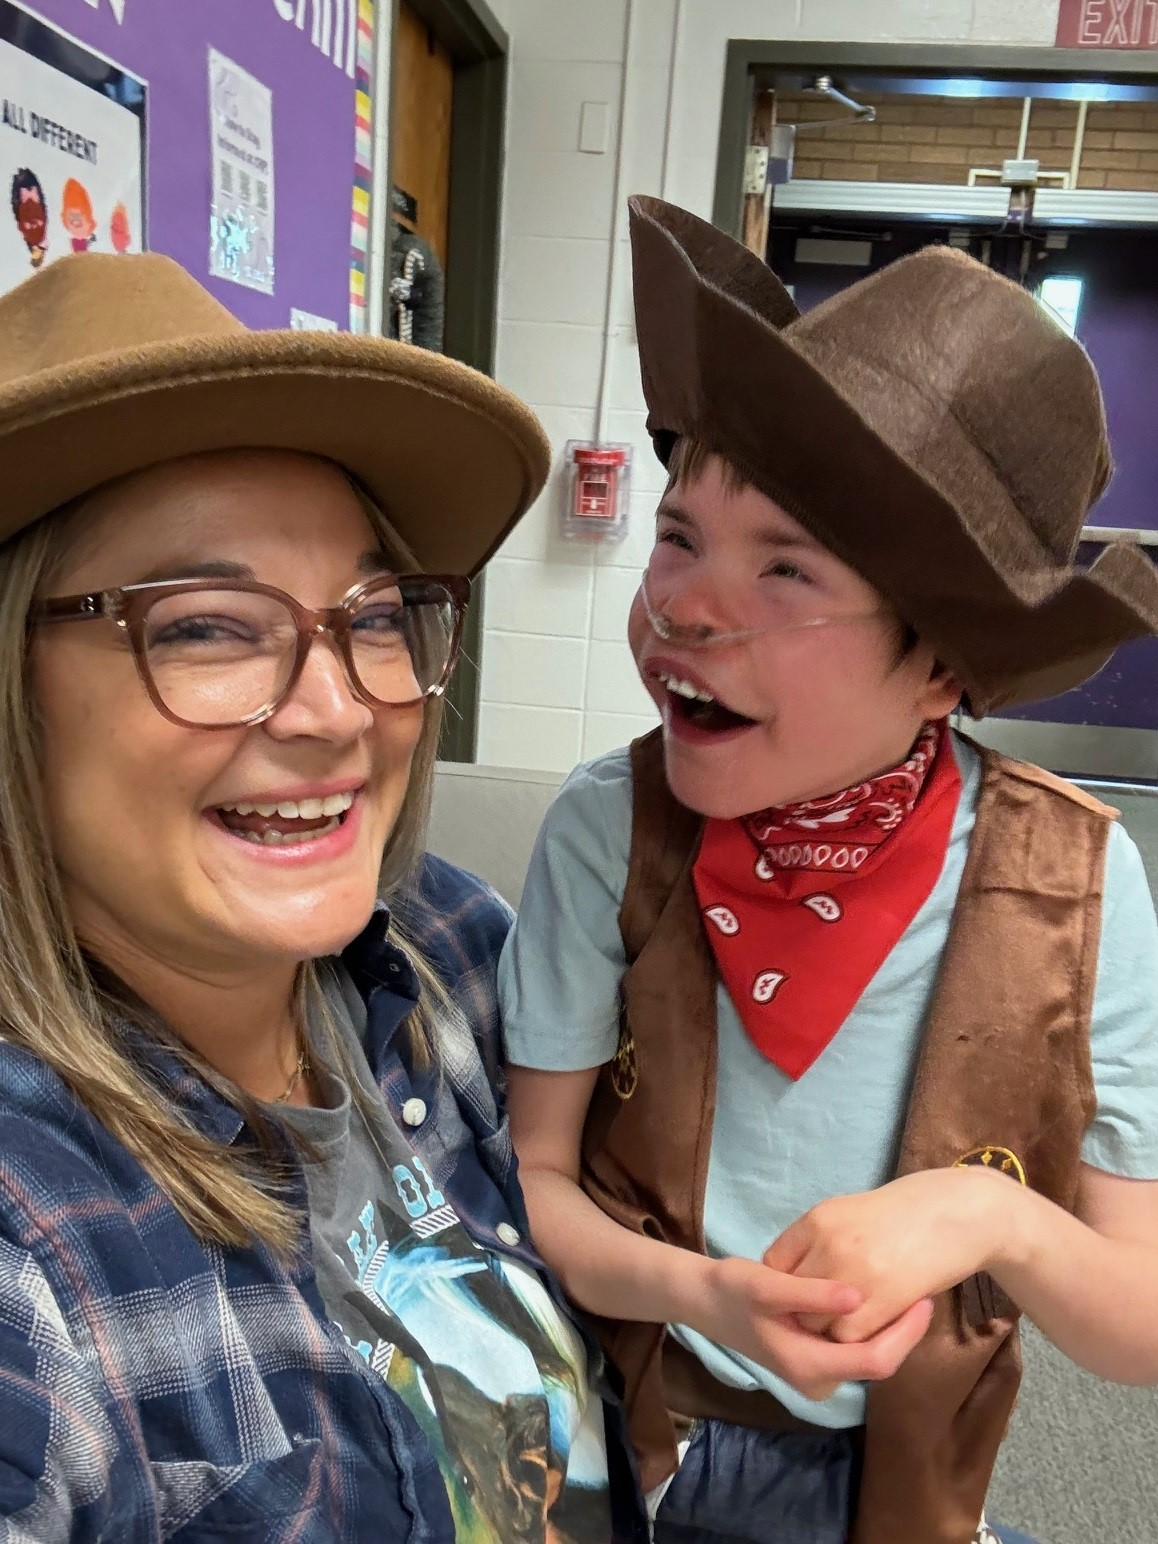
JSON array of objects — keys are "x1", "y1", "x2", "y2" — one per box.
[{"x1": 691, "y1": 722, "x2": 962, "y2": 1079}]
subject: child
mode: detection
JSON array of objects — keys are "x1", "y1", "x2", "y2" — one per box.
[
  {"x1": 61, "y1": 177, "x2": 97, "y2": 252},
  {"x1": 500, "y1": 196, "x2": 1158, "y2": 1544}
]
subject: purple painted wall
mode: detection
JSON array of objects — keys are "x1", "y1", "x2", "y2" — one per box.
[
  {"x1": 1066, "y1": 231, "x2": 1158, "y2": 535},
  {"x1": 21, "y1": 0, "x2": 360, "y2": 329},
  {"x1": 992, "y1": 232, "x2": 1157, "y2": 733}
]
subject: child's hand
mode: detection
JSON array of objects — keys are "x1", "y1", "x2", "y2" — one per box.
[
  {"x1": 763, "y1": 1167, "x2": 1015, "y2": 1344},
  {"x1": 687, "y1": 1255, "x2": 934, "y2": 1402}
]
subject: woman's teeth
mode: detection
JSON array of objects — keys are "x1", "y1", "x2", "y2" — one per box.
[
  {"x1": 233, "y1": 820, "x2": 342, "y2": 846},
  {"x1": 221, "y1": 793, "x2": 355, "y2": 820},
  {"x1": 214, "y1": 791, "x2": 356, "y2": 846}
]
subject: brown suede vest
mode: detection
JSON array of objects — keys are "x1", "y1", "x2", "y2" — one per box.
[{"x1": 580, "y1": 729, "x2": 1113, "y2": 1543}]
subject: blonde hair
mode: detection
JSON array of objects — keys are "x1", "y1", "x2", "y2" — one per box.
[{"x1": 0, "y1": 477, "x2": 450, "y2": 1255}]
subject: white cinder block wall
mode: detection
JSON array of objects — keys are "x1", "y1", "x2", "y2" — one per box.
[{"x1": 478, "y1": 0, "x2": 1064, "y2": 773}]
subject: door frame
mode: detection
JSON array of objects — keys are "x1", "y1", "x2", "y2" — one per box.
[
  {"x1": 713, "y1": 38, "x2": 1158, "y2": 236},
  {"x1": 388, "y1": 0, "x2": 507, "y2": 761}
]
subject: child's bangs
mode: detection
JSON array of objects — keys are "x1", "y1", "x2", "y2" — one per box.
[{"x1": 666, "y1": 437, "x2": 752, "y2": 497}]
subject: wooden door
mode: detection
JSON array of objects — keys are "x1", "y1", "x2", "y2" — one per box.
[{"x1": 391, "y1": 4, "x2": 454, "y2": 266}]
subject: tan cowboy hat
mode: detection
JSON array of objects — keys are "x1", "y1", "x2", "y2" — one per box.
[
  {"x1": 0, "y1": 252, "x2": 550, "y2": 574},
  {"x1": 628, "y1": 194, "x2": 1158, "y2": 716}
]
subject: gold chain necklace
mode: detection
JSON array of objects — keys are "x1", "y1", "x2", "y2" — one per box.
[{"x1": 274, "y1": 1039, "x2": 311, "y2": 1104}]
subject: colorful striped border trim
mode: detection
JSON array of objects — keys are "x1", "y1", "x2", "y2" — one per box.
[{"x1": 348, "y1": 0, "x2": 375, "y2": 332}]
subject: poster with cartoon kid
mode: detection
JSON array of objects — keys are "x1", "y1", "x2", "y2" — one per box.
[
  {"x1": 1, "y1": 8, "x2": 145, "y2": 300},
  {"x1": 9, "y1": 168, "x2": 47, "y2": 268}
]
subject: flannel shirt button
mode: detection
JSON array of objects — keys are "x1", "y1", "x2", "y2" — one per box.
[
  {"x1": 496, "y1": 1223, "x2": 521, "y2": 1248},
  {"x1": 401, "y1": 1098, "x2": 427, "y2": 1128}
]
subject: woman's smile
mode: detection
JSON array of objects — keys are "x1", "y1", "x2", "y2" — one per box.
[{"x1": 207, "y1": 781, "x2": 366, "y2": 860}]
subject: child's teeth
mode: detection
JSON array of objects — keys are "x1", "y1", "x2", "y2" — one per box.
[{"x1": 664, "y1": 674, "x2": 716, "y2": 704}]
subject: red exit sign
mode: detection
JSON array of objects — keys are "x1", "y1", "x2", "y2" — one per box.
[{"x1": 1057, "y1": 0, "x2": 1158, "y2": 47}]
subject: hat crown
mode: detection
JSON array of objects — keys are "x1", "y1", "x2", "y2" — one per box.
[
  {"x1": 0, "y1": 252, "x2": 245, "y2": 389},
  {"x1": 627, "y1": 195, "x2": 1156, "y2": 714},
  {"x1": 785, "y1": 245, "x2": 1109, "y2": 563}
]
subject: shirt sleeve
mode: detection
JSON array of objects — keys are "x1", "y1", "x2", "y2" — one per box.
[
  {"x1": 0, "y1": 1231, "x2": 128, "y2": 1539},
  {"x1": 1081, "y1": 820, "x2": 1158, "y2": 1178},
  {"x1": 499, "y1": 750, "x2": 635, "y2": 1072}
]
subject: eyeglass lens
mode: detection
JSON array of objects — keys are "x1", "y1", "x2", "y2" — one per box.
[{"x1": 139, "y1": 581, "x2": 457, "y2": 725}]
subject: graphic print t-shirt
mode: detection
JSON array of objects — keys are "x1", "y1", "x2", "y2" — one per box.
[{"x1": 276, "y1": 977, "x2": 611, "y2": 1544}]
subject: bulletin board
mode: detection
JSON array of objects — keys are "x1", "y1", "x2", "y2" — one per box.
[{"x1": 2, "y1": 0, "x2": 376, "y2": 331}]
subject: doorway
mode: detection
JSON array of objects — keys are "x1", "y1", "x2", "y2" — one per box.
[
  {"x1": 392, "y1": 6, "x2": 454, "y2": 272},
  {"x1": 712, "y1": 42, "x2": 1158, "y2": 787},
  {"x1": 388, "y1": 0, "x2": 506, "y2": 761}
]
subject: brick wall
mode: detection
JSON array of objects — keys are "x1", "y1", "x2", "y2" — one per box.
[{"x1": 784, "y1": 92, "x2": 1158, "y2": 192}]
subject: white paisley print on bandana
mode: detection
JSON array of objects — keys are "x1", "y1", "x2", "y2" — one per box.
[{"x1": 744, "y1": 723, "x2": 940, "y2": 874}]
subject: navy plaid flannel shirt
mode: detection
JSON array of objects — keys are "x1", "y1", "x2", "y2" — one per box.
[{"x1": 0, "y1": 854, "x2": 645, "y2": 1543}]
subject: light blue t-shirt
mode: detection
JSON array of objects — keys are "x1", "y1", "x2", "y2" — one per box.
[{"x1": 499, "y1": 734, "x2": 1158, "y2": 1428}]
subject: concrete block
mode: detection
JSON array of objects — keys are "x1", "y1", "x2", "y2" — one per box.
[{"x1": 476, "y1": 702, "x2": 584, "y2": 774}]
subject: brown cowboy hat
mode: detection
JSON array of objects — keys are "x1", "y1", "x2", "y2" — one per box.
[
  {"x1": 628, "y1": 194, "x2": 1158, "y2": 716},
  {"x1": 0, "y1": 251, "x2": 550, "y2": 574}
]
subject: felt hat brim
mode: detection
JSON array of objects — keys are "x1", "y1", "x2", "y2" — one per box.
[{"x1": 0, "y1": 255, "x2": 549, "y2": 576}]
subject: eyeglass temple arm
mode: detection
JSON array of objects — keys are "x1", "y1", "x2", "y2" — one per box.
[{"x1": 29, "y1": 592, "x2": 116, "y2": 623}]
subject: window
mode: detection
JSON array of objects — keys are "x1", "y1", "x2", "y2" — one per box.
[{"x1": 1038, "y1": 275, "x2": 1084, "y2": 336}]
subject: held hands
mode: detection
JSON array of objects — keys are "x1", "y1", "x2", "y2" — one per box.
[
  {"x1": 763, "y1": 1166, "x2": 1018, "y2": 1345},
  {"x1": 688, "y1": 1254, "x2": 935, "y2": 1402}
]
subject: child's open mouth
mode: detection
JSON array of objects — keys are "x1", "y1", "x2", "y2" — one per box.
[
  {"x1": 658, "y1": 672, "x2": 759, "y2": 735},
  {"x1": 214, "y1": 792, "x2": 356, "y2": 847}
]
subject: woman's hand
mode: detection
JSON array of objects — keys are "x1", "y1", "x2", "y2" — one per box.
[
  {"x1": 683, "y1": 1254, "x2": 935, "y2": 1401},
  {"x1": 763, "y1": 1167, "x2": 1014, "y2": 1344}
]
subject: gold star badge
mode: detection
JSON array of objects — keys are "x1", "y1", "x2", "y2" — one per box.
[
  {"x1": 954, "y1": 1146, "x2": 1027, "y2": 1185},
  {"x1": 610, "y1": 1025, "x2": 638, "y2": 1101}
]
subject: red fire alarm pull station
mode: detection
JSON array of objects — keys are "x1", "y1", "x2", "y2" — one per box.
[{"x1": 562, "y1": 441, "x2": 632, "y2": 544}]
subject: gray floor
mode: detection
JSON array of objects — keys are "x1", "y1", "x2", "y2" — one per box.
[{"x1": 990, "y1": 1326, "x2": 1158, "y2": 1541}]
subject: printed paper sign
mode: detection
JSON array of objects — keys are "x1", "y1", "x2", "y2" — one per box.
[
  {"x1": 290, "y1": 306, "x2": 338, "y2": 330},
  {"x1": 1, "y1": 4, "x2": 144, "y2": 298},
  {"x1": 1056, "y1": 0, "x2": 1158, "y2": 48},
  {"x1": 209, "y1": 49, "x2": 275, "y2": 294}
]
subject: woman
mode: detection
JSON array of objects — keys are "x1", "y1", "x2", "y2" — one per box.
[{"x1": 0, "y1": 252, "x2": 644, "y2": 1542}]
